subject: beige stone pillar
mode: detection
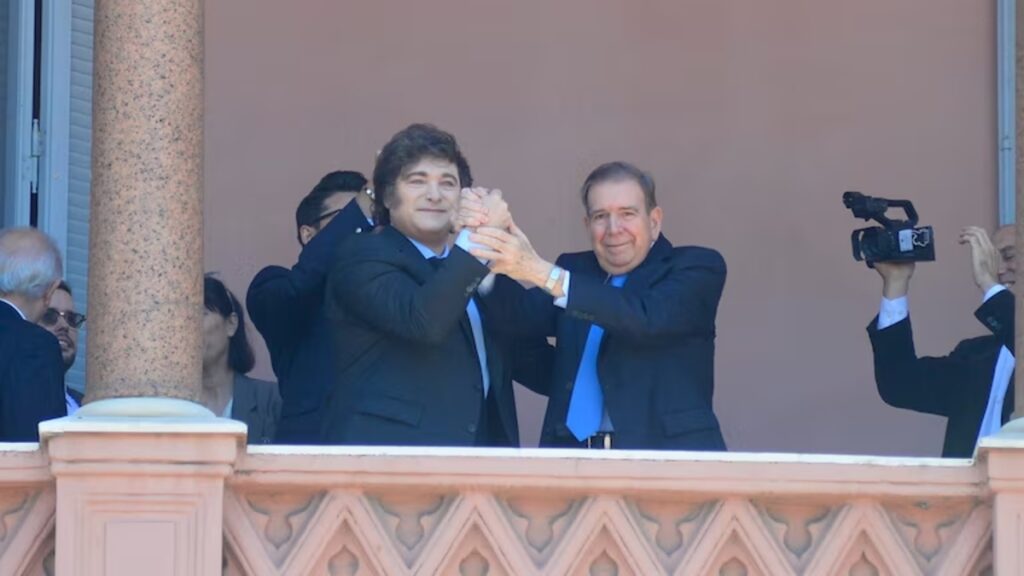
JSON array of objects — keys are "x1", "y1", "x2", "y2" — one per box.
[
  {"x1": 39, "y1": 2, "x2": 246, "y2": 575},
  {"x1": 1017, "y1": 0, "x2": 1024, "y2": 419},
  {"x1": 85, "y1": 0, "x2": 205, "y2": 404},
  {"x1": 980, "y1": 434, "x2": 1024, "y2": 575},
  {"x1": 42, "y1": 418, "x2": 245, "y2": 576},
  {"x1": 982, "y1": 8, "x2": 1024, "y2": 575}
]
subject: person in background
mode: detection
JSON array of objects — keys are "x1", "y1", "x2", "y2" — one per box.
[
  {"x1": 0, "y1": 227, "x2": 67, "y2": 440},
  {"x1": 37, "y1": 280, "x2": 86, "y2": 413},
  {"x1": 868, "y1": 225, "x2": 1016, "y2": 457},
  {"x1": 247, "y1": 170, "x2": 373, "y2": 443},
  {"x1": 204, "y1": 275, "x2": 281, "y2": 444}
]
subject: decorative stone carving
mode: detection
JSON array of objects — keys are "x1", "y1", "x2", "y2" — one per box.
[
  {"x1": 432, "y1": 524, "x2": 513, "y2": 576},
  {"x1": 219, "y1": 481, "x2": 997, "y2": 576},
  {"x1": 366, "y1": 492, "x2": 455, "y2": 568},
  {"x1": 678, "y1": 500, "x2": 793, "y2": 576},
  {"x1": 565, "y1": 525, "x2": 639, "y2": 576},
  {"x1": 588, "y1": 550, "x2": 619, "y2": 576},
  {"x1": 881, "y1": 499, "x2": 975, "y2": 570},
  {"x1": 970, "y1": 545, "x2": 994, "y2": 576},
  {"x1": 496, "y1": 494, "x2": 585, "y2": 567},
  {"x1": 458, "y1": 551, "x2": 490, "y2": 576},
  {"x1": 14, "y1": 509, "x2": 55, "y2": 576},
  {"x1": 242, "y1": 490, "x2": 326, "y2": 567},
  {"x1": 625, "y1": 498, "x2": 717, "y2": 571},
  {"x1": 832, "y1": 532, "x2": 898, "y2": 576},
  {"x1": 718, "y1": 557, "x2": 748, "y2": 576},
  {"x1": 327, "y1": 547, "x2": 360, "y2": 576},
  {"x1": 752, "y1": 500, "x2": 841, "y2": 571},
  {"x1": 0, "y1": 491, "x2": 32, "y2": 547},
  {"x1": 308, "y1": 518, "x2": 387, "y2": 576},
  {"x1": 847, "y1": 552, "x2": 880, "y2": 576},
  {"x1": 704, "y1": 532, "x2": 777, "y2": 576},
  {"x1": 222, "y1": 543, "x2": 245, "y2": 576}
]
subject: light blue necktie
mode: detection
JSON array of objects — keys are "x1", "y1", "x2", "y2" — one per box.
[{"x1": 566, "y1": 274, "x2": 626, "y2": 441}]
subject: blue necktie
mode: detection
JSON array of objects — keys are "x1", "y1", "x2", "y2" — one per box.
[{"x1": 566, "y1": 274, "x2": 626, "y2": 441}]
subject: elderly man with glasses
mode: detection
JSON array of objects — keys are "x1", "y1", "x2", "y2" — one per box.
[{"x1": 37, "y1": 280, "x2": 86, "y2": 414}]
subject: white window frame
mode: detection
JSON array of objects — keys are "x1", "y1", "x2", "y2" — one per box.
[
  {"x1": 3, "y1": 0, "x2": 71, "y2": 261},
  {"x1": 37, "y1": 0, "x2": 71, "y2": 257},
  {"x1": 4, "y1": 0, "x2": 34, "y2": 229}
]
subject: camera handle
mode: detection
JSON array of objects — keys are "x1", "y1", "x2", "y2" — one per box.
[{"x1": 869, "y1": 199, "x2": 919, "y2": 229}]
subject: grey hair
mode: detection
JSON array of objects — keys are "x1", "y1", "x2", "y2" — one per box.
[{"x1": 0, "y1": 228, "x2": 63, "y2": 299}]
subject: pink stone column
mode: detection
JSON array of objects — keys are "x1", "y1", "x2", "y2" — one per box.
[
  {"x1": 85, "y1": 0, "x2": 205, "y2": 403},
  {"x1": 39, "y1": 2, "x2": 245, "y2": 575},
  {"x1": 42, "y1": 418, "x2": 245, "y2": 576},
  {"x1": 1017, "y1": 0, "x2": 1024, "y2": 420},
  {"x1": 982, "y1": 5, "x2": 1024, "y2": 573}
]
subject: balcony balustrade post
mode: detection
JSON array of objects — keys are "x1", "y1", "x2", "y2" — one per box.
[{"x1": 38, "y1": 2, "x2": 243, "y2": 575}]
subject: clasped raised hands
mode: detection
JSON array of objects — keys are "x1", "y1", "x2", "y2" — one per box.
[{"x1": 453, "y1": 187, "x2": 511, "y2": 232}]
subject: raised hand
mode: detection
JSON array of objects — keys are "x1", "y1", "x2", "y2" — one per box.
[
  {"x1": 453, "y1": 188, "x2": 510, "y2": 231},
  {"x1": 959, "y1": 226, "x2": 1000, "y2": 294},
  {"x1": 479, "y1": 189, "x2": 510, "y2": 230},
  {"x1": 874, "y1": 261, "x2": 916, "y2": 299},
  {"x1": 453, "y1": 188, "x2": 488, "y2": 231},
  {"x1": 470, "y1": 222, "x2": 557, "y2": 290}
]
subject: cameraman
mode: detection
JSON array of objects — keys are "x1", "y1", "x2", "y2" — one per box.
[{"x1": 868, "y1": 225, "x2": 1015, "y2": 457}]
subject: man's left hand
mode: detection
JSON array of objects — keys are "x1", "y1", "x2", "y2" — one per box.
[
  {"x1": 960, "y1": 226, "x2": 1000, "y2": 294},
  {"x1": 470, "y1": 222, "x2": 553, "y2": 287}
]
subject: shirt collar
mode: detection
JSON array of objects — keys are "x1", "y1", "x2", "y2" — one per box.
[
  {"x1": 405, "y1": 235, "x2": 450, "y2": 260},
  {"x1": 0, "y1": 298, "x2": 27, "y2": 320}
]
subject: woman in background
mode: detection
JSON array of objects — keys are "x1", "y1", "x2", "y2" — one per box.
[{"x1": 202, "y1": 275, "x2": 281, "y2": 443}]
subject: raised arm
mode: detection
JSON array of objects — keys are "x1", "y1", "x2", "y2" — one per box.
[
  {"x1": 247, "y1": 200, "x2": 366, "y2": 346},
  {"x1": 328, "y1": 240, "x2": 490, "y2": 344}
]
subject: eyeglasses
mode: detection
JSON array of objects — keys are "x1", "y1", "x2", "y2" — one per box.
[{"x1": 40, "y1": 308, "x2": 86, "y2": 329}]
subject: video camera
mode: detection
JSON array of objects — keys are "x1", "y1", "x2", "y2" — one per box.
[{"x1": 842, "y1": 191, "x2": 935, "y2": 268}]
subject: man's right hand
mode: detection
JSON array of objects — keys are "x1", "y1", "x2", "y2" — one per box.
[{"x1": 874, "y1": 261, "x2": 915, "y2": 299}]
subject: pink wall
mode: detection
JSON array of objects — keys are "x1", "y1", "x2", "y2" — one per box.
[{"x1": 203, "y1": 0, "x2": 996, "y2": 455}]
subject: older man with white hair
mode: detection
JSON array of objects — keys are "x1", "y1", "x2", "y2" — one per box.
[{"x1": 0, "y1": 227, "x2": 67, "y2": 441}]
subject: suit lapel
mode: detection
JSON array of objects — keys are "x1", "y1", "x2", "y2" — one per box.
[
  {"x1": 565, "y1": 255, "x2": 605, "y2": 368},
  {"x1": 589, "y1": 237, "x2": 675, "y2": 362},
  {"x1": 460, "y1": 298, "x2": 478, "y2": 364},
  {"x1": 393, "y1": 225, "x2": 481, "y2": 374},
  {"x1": 381, "y1": 226, "x2": 435, "y2": 282}
]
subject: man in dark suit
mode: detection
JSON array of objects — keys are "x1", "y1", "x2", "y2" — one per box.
[
  {"x1": 469, "y1": 161, "x2": 728, "y2": 450},
  {"x1": 247, "y1": 171, "x2": 373, "y2": 443},
  {"x1": 868, "y1": 225, "x2": 1016, "y2": 458},
  {"x1": 321, "y1": 124, "x2": 551, "y2": 446},
  {"x1": 0, "y1": 228, "x2": 68, "y2": 441},
  {"x1": 37, "y1": 280, "x2": 87, "y2": 413}
]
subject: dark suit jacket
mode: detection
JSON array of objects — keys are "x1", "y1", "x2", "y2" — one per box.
[
  {"x1": 490, "y1": 235, "x2": 728, "y2": 450},
  {"x1": 0, "y1": 300, "x2": 67, "y2": 441},
  {"x1": 868, "y1": 289, "x2": 1015, "y2": 458},
  {"x1": 247, "y1": 198, "x2": 370, "y2": 443},
  {"x1": 321, "y1": 226, "x2": 553, "y2": 447},
  {"x1": 231, "y1": 373, "x2": 282, "y2": 444}
]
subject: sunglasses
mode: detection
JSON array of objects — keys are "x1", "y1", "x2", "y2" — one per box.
[{"x1": 40, "y1": 308, "x2": 86, "y2": 329}]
